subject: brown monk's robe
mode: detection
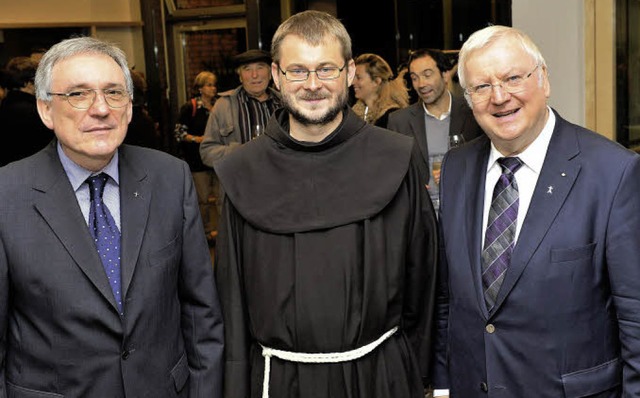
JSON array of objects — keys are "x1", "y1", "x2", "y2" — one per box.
[{"x1": 214, "y1": 107, "x2": 438, "y2": 398}]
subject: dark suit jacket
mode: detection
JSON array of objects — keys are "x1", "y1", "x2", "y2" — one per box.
[
  {"x1": 387, "y1": 94, "x2": 483, "y2": 184},
  {"x1": 433, "y1": 110, "x2": 640, "y2": 397},
  {"x1": 0, "y1": 142, "x2": 223, "y2": 398}
]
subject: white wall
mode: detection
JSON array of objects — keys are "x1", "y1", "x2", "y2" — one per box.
[{"x1": 512, "y1": 0, "x2": 585, "y2": 126}]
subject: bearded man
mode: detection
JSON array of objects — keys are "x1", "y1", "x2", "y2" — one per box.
[{"x1": 212, "y1": 9, "x2": 438, "y2": 398}]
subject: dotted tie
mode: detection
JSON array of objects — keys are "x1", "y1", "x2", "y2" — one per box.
[
  {"x1": 481, "y1": 157, "x2": 523, "y2": 310},
  {"x1": 87, "y1": 173, "x2": 122, "y2": 313}
]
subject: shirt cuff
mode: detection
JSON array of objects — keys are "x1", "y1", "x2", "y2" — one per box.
[{"x1": 433, "y1": 389, "x2": 450, "y2": 397}]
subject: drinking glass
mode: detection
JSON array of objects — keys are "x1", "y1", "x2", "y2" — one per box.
[
  {"x1": 431, "y1": 154, "x2": 445, "y2": 187},
  {"x1": 253, "y1": 124, "x2": 264, "y2": 139}
]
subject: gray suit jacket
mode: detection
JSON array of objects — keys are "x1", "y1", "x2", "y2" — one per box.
[
  {"x1": 0, "y1": 142, "x2": 223, "y2": 398},
  {"x1": 434, "y1": 110, "x2": 640, "y2": 397},
  {"x1": 387, "y1": 95, "x2": 483, "y2": 184}
]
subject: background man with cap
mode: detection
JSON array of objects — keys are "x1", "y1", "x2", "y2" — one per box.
[
  {"x1": 200, "y1": 49, "x2": 281, "y2": 217},
  {"x1": 200, "y1": 49, "x2": 281, "y2": 167}
]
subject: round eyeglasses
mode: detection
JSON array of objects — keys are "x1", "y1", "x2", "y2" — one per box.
[{"x1": 47, "y1": 88, "x2": 131, "y2": 109}]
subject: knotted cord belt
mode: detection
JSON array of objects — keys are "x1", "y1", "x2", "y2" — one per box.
[{"x1": 259, "y1": 326, "x2": 398, "y2": 398}]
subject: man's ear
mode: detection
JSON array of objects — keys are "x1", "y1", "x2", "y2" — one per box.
[
  {"x1": 36, "y1": 99, "x2": 55, "y2": 130},
  {"x1": 442, "y1": 68, "x2": 452, "y2": 85},
  {"x1": 271, "y1": 62, "x2": 281, "y2": 90},
  {"x1": 346, "y1": 59, "x2": 356, "y2": 87}
]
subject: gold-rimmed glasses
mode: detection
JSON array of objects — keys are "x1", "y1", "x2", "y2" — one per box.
[{"x1": 47, "y1": 88, "x2": 130, "y2": 109}]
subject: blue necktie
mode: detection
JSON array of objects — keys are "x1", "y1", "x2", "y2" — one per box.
[
  {"x1": 87, "y1": 173, "x2": 123, "y2": 313},
  {"x1": 482, "y1": 157, "x2": 523, "y2": 310}
]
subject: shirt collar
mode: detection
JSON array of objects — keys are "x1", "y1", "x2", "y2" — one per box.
[
  {"x1": 238, "y1": 87, "x2": 273, "y2": 104},
  {"x1": 57, "y1": 141, "x2": 120, "y2": 191},
  {"x1": 422, "y1": 91, "x2": 452, "y2": 121},
  {"x1": 486, "y1": 106, "x2": 556, "y2": 174}
]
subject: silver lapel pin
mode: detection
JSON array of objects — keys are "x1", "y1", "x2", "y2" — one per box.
[
  {"x1": 134, "y1": 192, "x2": 140, "y2": 198},
  {"x1": 547, "y1": 186, "x2": 554, "y2": 194}
]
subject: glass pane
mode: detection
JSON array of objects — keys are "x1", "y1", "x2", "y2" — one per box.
[
  {"x1": 616, "y1": 0, "x2": 640, "y2": 148},
  {"x1": 176, "y1": 0, "x2": 243, "y2": 9},
  {"x1": 181, "y1": 27, "x2": 247, "y2": 96}
]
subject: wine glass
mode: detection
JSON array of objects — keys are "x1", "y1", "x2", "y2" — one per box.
[
  {"x1": 449, "y1": 134, "x2": 466, "y2": 149},
  {"x1": 253, "y1": 124, "x2": 264, "y2": 139}
]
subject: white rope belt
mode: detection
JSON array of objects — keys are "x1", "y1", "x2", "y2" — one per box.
[{"x1": 259, "y1": 326, "x2": 398, "y2": 398}]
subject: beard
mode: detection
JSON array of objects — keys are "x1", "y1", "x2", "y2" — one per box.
[{"x1": 280, "y1": 86, "x2": 350, "y2": 127}]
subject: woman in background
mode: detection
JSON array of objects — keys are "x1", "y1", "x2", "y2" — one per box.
[
  {"x1": 352, "y1": 53, "x2": 409, "y2": 128},
  {"x1": 175, "y1": 71, "x2": 219, "y2": 243}
]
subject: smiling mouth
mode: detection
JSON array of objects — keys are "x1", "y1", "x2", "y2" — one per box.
[{"x1": 494, "y1": 108, "x2": 519, "y2": 117}]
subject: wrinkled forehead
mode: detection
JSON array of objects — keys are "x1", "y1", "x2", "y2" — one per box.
[{"x1": 51, "y1": 53, "x2": 127, "y2": 87}]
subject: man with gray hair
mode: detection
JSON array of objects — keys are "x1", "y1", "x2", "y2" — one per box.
[
  {"x1": 0, "y1": 36, "x2": 223, "y2": 397},
  {"x1": 433, "y1": 25, "x2": 640, "y2": 397}
]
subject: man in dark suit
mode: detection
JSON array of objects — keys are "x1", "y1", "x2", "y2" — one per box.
[
  {"x1": 387, "y1": 48, "x2": 483, "y2": 211},
  {"x1": 433, "y1": 25, "x2": 640, "y2": 397},
  {"x1": 0, "y1": 37, "x2": 223, "y2": 397}
]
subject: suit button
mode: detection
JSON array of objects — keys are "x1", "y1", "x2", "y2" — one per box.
[
  {"x1": 121, "y1": 350, "x2": 130, "y2": 360},
  {"x1": 485, "y1": 324, "x2": 495, "y2": 333},
  {"x1": 480, "y1": 382, "x2": 488, "y2": 392}
]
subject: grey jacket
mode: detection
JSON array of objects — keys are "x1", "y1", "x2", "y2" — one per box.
[{"x1": 199, "y1": 86, "x2": 280, "y2": 168}]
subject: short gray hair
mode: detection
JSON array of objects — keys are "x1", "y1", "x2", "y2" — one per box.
[
  {"x1": 458, "y1": 25, "x2": 547, "y2": 90},
  {"x1": 35, "y1": 36, "x2": 133, "y2": 101}
]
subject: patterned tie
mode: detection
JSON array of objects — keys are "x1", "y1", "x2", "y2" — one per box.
[
  {"x1": 87, "y1": 173, "x2": 123, "y2": 313},
  {"x1": 482, "y1": 157, "x2": 523, "y2": 310}
]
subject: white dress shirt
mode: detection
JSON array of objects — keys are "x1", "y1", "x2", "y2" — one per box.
[{"x1": 434, "y1": 107, "x2": 555, "y2": 398}]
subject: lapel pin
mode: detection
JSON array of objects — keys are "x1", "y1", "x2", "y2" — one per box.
[
  {"x1": 134, "y1": 192, "x2": 140, "y2": 198},
  {"x1": 547, "y1": 186, "x2": 554, "y2": 194},
  {"x1": 561, "y1": 172, "x2": 566, "y2": 177}
]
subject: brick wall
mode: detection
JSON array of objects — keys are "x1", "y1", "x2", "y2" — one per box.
[{"x1": 183, "y1": 27, "x2": 246, "y2": 95}]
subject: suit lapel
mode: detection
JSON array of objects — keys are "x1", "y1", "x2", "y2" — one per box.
[
  {"x1": 408, "y1": 102, "x2": 429, "y2": 164},
  {"x1": 33, "y1": 145, "x2": 120, "y2": 310},
  {"x1": 464, "y1": 137, "x2": 492, "y2": 318},
  {"x1": 117, "y1": 146, "x2": 151, "y2": 299},
  {"x1": 491, "y1": 114, "x2": 581, "y2": 312}
]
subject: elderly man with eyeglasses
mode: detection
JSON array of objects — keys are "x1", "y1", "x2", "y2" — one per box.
[
  {"x1": 432, "y1": 25, "x2": 640, "y2": 398},
  {"x1": 212, "y1": 10, "x2": 438, "y2": 398},
  {"x1": 0, "y1": 36, "x2": 224, "y2": 397}
]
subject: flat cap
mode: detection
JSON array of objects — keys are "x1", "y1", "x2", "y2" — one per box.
[{"x1": 233, "y1": 49, "x2": 271, "y2": 67}]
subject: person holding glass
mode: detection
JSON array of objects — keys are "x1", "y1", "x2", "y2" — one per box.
[
  {"x1": 200, "y1": 50, "x2": 281, "y2": 216},
  {"x1": 200, "y1": 50, "x2": 281, "y2": 164},
  {"x1": 387, "y1": 48, "x2": 484, "y2": 213}
]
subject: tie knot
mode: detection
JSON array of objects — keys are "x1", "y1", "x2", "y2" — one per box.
[
  {"x1": 497, "y1": 157, "x2": 523, "y2": 175},
  {"x1": 87, "y1": 173, "x2": 108, "y2": 199}
]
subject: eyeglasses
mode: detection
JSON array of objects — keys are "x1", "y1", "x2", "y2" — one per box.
[
  {"x1": 278, "y1": 63, "x2": 347, "y2": 82},
  {"x1": 465, "y1": 64, "x2": 540, "y2": 103},
  {"x1": 47, "y1": 88, "x2": 131, "y2": 109}
]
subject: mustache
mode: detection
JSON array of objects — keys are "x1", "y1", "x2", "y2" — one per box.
[{"x1": 299, "y1": 93, "x2": 328, "y2": 101}]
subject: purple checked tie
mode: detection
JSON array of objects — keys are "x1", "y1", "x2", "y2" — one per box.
[
  {"x1": 88, "y1": 173, "x2": 123, "y2": 313},
  {"x1": 482, "y1": 157, "x2": 523, "y2": 310}
]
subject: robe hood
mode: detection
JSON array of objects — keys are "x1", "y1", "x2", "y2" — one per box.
[{"x1": 214, "y1": 107, "x2": 414, "y2": 233}]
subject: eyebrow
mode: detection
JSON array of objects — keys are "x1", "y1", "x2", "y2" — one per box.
[{"x1": 62, "y1": 82, "x2": 127, "y2": 90}]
